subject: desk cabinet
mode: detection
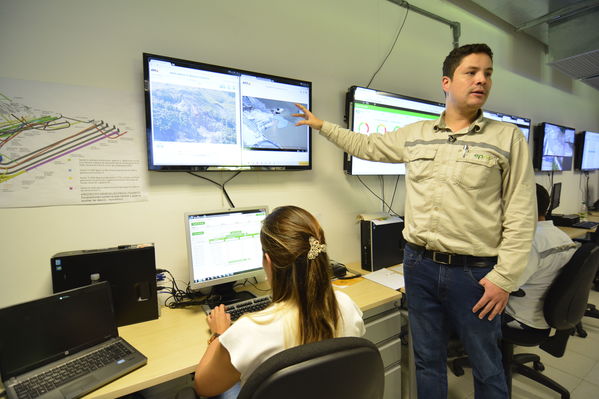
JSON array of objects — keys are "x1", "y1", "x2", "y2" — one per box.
[{"x1": 363, "y1": 300, "x2": 403, "y2": 399}]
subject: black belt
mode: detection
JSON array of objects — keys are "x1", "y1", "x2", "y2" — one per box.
[{"x1": 406, "y1": 242, "x2": 497, "y2": 266}]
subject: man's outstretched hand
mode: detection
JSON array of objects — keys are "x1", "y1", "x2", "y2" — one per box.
[{"x1": 293, "y1": 103, "x2": 323, "y2": 130}]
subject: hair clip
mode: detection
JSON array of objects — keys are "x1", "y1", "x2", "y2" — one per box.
[{"x1": 307, "y1": 236, "x2": 326, "y2": 260}]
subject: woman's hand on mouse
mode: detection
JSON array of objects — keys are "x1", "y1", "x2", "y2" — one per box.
[{"x1": 207, "y1": 304, "x2": 232, "y2": 335}]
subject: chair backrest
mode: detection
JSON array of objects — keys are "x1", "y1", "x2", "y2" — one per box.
[
  {"x1": 543, "y1": 243, "x2": 599, "y2": 331},
  {"x1": 236, "y1": 336, "x2": 385, "y2": 399}
]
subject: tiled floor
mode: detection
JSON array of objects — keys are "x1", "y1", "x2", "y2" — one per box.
[{"x1": 448, "y1": 289, "x2": 599, "y2": 399}]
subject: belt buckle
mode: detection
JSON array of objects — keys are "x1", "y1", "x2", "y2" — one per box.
[{"x1": 432, "y1": 252, "x2": 452, "y2": 265}]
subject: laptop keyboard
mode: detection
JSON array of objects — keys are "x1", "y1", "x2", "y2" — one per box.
[{"x1": 13, "y1": 341, "x2": 131, "y2": 399}]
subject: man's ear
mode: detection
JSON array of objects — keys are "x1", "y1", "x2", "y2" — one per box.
[{"x1": 441, "y1": 75, "x2": 451, "y2": 94}]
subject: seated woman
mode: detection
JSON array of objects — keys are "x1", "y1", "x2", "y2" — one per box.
[{"x1": 194, "y1": 205, "x2": 365, "y2": 397}]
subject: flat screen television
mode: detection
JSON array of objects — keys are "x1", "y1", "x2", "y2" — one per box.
[
  {"x1": 574, "y1": 130, "x2": 599, "y2": 171},
  {"x1": 344, "y1": 86, "x2": 444, "y2": 175},
  {"x1": 533, "y1": 122, "x2": 575, "y2": 172},
  {"x1": 143, "y1": 53, "x2": 312, "y2": 171},
  {"x1": 184, "y1": 206, "x2": 268, "y2": 304},
  {"x1": 483, "y1": 110, "x2": 531, "y2": 141}
]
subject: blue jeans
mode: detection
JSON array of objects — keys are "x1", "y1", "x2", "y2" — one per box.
[
  {"x1": 207, "y1": 383, "x2": 240, "y2": 399},
  {"x1": 403, "y1": 244, "x2": 508, "y2": 399}
]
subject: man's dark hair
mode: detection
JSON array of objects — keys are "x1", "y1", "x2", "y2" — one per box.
[
  {"x1": 536, "y1": 183, "x2": 550, "y2": 218},
  {"x1": 442, "y1": 43, "x2": 493, "y2": 78}
]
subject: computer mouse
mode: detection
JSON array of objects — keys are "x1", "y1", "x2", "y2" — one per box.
[{"x1": 330, "y1": 261, "x2": 348, "y2": 278}]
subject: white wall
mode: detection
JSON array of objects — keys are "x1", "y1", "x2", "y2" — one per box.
[{"x1": 1, "y1": 0, "x2": 598, "y2": 308}]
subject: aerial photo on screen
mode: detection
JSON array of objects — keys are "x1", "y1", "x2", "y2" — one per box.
[
  {"x1": 150, "y1": 82, "x2": 237, "y2": 144},
  {"x1": 242, "y1": 97, "x2": 308, "y2": 151},
  {"x1": 542, "y1": 124, "x2": 574, "y2": 170}
]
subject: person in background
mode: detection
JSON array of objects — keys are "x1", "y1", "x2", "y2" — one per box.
[
  {"x1": 294, "y1": 43, "x2": 536, "y2": 398},
  {"x1": 504, "y1": 184, "x2": 578, "y2": 332},
  {"x1": 193, "y1": 205, "x2": 365, "y2": 398}
]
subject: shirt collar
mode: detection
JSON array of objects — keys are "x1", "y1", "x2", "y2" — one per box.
[{"x1": 433, "y1": 110, "x2": 486, "y2": 134}]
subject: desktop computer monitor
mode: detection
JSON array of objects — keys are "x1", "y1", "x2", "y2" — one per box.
[
  {"x1": 184, "y1": 206, "x2": 268, "y2": 304},
  {"x1": 574, "y1": 131, "x2": 599, "y2": 171},
  {"x1": 548, "y1": 182, "x2": 561, "y2": 216},
  {"x1": 344, "y1": 86, "x2": 444, "y2": 175},
  {"x1": 483, "y1": 110, "x2": 531, "y2": 141},
  {"x1": 533, "y1": 122, "x2": 575, "y2": 172}
]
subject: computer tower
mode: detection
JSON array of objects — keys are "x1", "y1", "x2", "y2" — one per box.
[
  {"x1": 51, "y1": 244, "x2": 159, "y2": 327},
  {"x1": 360, "y1": 218, "x2": 405, "y2": 271}
]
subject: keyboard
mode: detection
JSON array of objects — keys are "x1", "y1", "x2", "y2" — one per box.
[
  {"x1": 572, "y1": 221, "x2": 599, "y2": 229},
  {"x1": 204, "y1": 295, "x2": 272, "y2": 321},
  {"x1": 13, "y1": 341, "x2": 131, "y2": 399}
]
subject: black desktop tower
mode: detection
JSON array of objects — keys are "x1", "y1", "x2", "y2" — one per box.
[
  {"x1": 360, "y1": 219, "x2": 405, "y2": 271},
  {"x1": 51, "y1": 244, "x2": 159, "y2": 327}
]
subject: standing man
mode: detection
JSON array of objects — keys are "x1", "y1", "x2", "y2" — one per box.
[{"x1": 294, "y1": 43, "x2": 536, "y2": 398}]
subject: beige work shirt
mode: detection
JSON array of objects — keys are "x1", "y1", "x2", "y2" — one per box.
[{"x1": 320, "y1": 111, "x2": 536, "y2": 292}]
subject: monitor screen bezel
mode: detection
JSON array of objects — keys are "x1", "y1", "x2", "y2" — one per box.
[
  {"x1": 344, "y1": 85, "x2": 445, "y2": 176},
  {"x1": 184, "y1": 206, "x2": 268, "y2": 292},
  {"x1": 574, "y1": 130, "x2": 599, "y2": 171},
  {"x1": 533, "y1": 121, "x2": 576, "y2": 172},
  {"x1": 143, "y1": 53, "x2": 312, "y2": 172},
  {"x1": 482, "y1": 109, "x2": 531, "y2": 142}
]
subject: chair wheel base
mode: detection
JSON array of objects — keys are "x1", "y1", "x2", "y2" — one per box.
[
  {"x1": 533, "y1": 361, "x2": 545, "y2": 372},
  {"x1": 448, "y1": 359, "x2": 465, "y2": 376}
]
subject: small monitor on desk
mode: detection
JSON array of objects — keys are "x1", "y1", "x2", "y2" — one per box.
[
  {"x1": 549, "y1": 182, "x2": 561, "y2": 215},
  {"x1": 184, "y1": 206, "x2": 268, "y2": 304}
]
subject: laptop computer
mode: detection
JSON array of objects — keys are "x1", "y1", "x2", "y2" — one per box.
[{"x1": 0, "y1": 282, "x2": 147, "y2": 399}]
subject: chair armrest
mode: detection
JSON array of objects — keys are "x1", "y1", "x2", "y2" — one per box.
[{"x1": 539, "y1": 329, "x2": 573, "y2": 358}]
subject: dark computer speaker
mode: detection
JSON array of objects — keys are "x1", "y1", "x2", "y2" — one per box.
[{"x1": 51, "y1": 244, "x2": 159, "y2": 327}]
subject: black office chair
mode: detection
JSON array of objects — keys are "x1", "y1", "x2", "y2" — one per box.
[
  {"x1": 178, "y1": 336, "x2": 385, "y2": 399},
  {"x1": 449, "y1": 242, "x2": 599, "y2": 399},
  {"x1": 237, "y1": 336, "x2": 384, "y2": 399},
  {"x1": 573, "y1": 232, "x2": 599, "y2": 337}
]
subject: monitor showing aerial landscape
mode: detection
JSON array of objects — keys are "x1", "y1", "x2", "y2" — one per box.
[{"x1": 143, "y1": 53, "x2": 312, "y2": 171}]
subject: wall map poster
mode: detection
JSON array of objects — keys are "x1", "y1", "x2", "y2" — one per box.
[{"x1": 0, "y1": 77, "x2": 148, "y2": 208}]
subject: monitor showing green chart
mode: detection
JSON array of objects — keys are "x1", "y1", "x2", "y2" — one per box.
[{"x1": 344, "y1": 86, "x2": 444, "y2": 175}]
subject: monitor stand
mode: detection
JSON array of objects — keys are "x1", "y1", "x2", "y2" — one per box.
[{"x1": 207, "y1": 281, "x2": 255, "y2": 308}]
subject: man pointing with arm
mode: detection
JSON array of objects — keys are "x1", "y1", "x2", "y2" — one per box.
[{"x1": 294, "y1": 43, "x2": 536, "y2": 398}]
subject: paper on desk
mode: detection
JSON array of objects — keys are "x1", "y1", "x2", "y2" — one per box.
[
  {"x1": 388, "y1": 264, "x2": 404, "y2": 274},
  {"x1": 358, "y1": 213, "x2": 403, "y2": 226},
  {"x1": 363, "y1": 268, "x2": 405, "y2": 290}
]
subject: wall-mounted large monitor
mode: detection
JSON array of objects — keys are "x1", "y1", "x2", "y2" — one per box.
[
  {"x1": 574, "y1": 130, "x2": 599, "y2": 171},
  {"x1": 143, "y1": 53, "x2": 312, "y2": 171},
  {"x1": 184, "y1": 206, "x2": 267, "y2": 303},
  {"x1": 533, "y1": 122, "x2": 575, "y2": 172},
  {"x1": 483, "y1": 110, "x2": 531, "y2": 141},
  {"x1": 344, "y1": 86, "x2": 444, "y2": 175}
]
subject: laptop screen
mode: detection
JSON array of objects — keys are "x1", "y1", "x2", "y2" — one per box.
[{"x1": 0, "y1": 282, "x2": 118, "y2": 380}]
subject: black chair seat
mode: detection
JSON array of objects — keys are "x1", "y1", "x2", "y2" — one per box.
[{"x1": 502, "y1": 326, "x2": 550, "y2": 347}]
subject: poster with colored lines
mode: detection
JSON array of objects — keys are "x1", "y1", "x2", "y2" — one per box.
[{"x1": 0, "y1": 77, "x2": 147, "y2": 208}]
